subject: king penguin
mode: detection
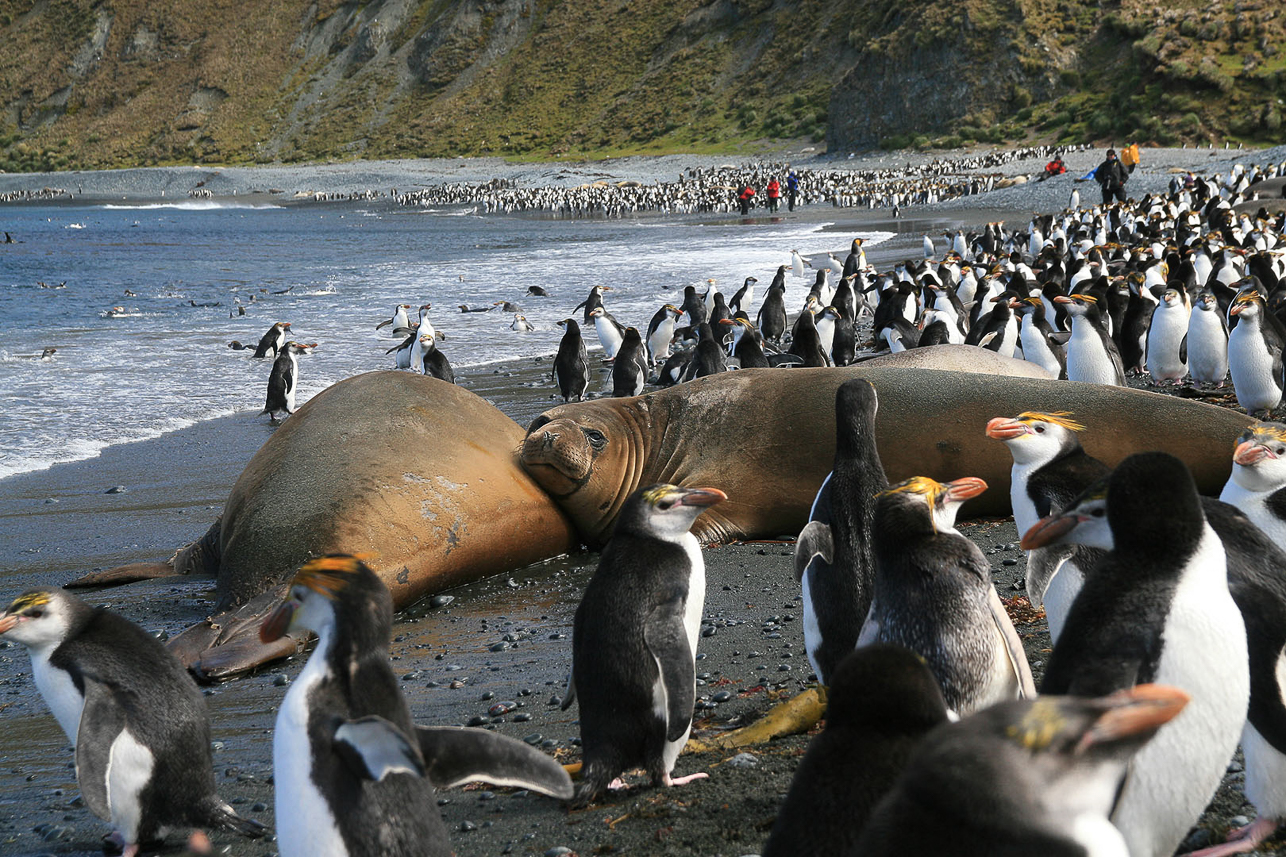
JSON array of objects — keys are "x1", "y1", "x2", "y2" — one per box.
[
  {"x1": 985, "y1": 410, "x2": 1109, "y2": 643},
  {"x1": 259, "y1": 555, "x2": 572, "y2": 857},
  {"x1": 0, "y1": 589, "x2": 265, "y2": 856},
  {"x1": 553, "y1": 318, "x2": 590, "y2": 402},
  {"x1": 760, "y1": 645, "x2": 948, "y2": 857},
  {"x1": 1026, "y1": 453, "x2": 1250, "y2": 857},
  {"x1": 262, "y1": 342, "x2": 309, "y2": 422},
  {"x1": 855, "y1": 684, "x2": 1190, "y2": 857},
  {"x1": 611, "y1": 327, "x2": 649, "y2": 397},
  {"x1": 252, "y1": 321, "x2": 291, "y2": 358},
  {"x1": 562, "y1": 484, "x2": 725, "y2": 806},
  {"x1": 794, "y1": 379, "x2": 887, "y2": 686},
  {"x1": 860, "y1": 476, "x2": 1036, "y2": 716}
]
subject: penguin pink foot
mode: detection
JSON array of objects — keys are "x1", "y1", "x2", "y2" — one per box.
[
  {"x1": 1187, "y1": 816, "x2": 1279, "y2": 857},
  {"x1": 608, "y1": 778, "x2": 629, "y2": 791},
  {"x1": 663, "y1": 771, "x2": 708, "y2": 787}
]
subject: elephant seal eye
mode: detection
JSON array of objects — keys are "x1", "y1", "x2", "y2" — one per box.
[{"x1": 583, "y1": 429, "x2": 607, "y2": 450}]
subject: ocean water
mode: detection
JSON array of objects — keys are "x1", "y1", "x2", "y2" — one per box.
[{"x1": 0, "y1": 200, "x2": 890, "y2": 480}]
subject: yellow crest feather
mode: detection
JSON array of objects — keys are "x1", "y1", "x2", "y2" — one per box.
[
  {"x1": 292, "y1": 554, "x2": 375, "y2": 599},
  {"x1": 1016, "y1": 411, "x2": 1086, "y2": 432}
]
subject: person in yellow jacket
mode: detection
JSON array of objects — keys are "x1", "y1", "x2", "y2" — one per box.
[{"x1": 1121, "y1": 141, "x2": 1140, "y2": 174}]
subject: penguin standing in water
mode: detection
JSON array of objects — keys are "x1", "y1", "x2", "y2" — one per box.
[
  {"x1": 252, "y1": 321, "x2": 291, "y2": 358},
  {"x1": 760, "y1": 645, "x2": 949, "y2": 857},
  {"x1": 611, "y1": 327, "x2": 649, "y2": 397},
  {"x1": 985, "y1": 411, "x2": 1109, "y2": 643},
  {"x1": 794, "y1": 379, "x2": 887, "y2": 686},
  {"x1": 855, "y1": 684, "x2": 1191, "y2": 857},
  {"x1": 563, "y1": 484, "x2": 725, "y2": 807},
  {"x1": 861, "y1": 476, "x2": 1035, "y2": 716},
  {"x1": 645, "y1": 304, "x2": 684, "y2": 365},
  {"x1": 1026, "y1": 453, "x2": 1250, "y2": 857},
  {"x1": 679, "y1": 285, "x2": 708, "y2": 329},
  {"x1": 553, "y1": 318, "x2": 590, "y2": 402},
  {"x1": 573, "y1": 284, "x2": 612, "y2": 322},
  {"x1": 418, "y1": 334, "x2": 454, "y2": 384},
  {"x1": 375, "y1": 304, "x2": 411, "y2": 334},
  {"x1": 1187, "y1": 288, "x2": 1229, "y2": 385},
  {"x1": 0, "y1": 589, "x2": 265, "y2": 855},
  {"x1": 1055, "y1": 293, "x2": 1125, "y2": 385},
  {"x1": 728, "y1": 276, "x2": 757, "y2": 314},
  {"x1": 1228, "y1": 289, "x2": 1286, "y2": 417},
  {"x1": 259, "y1": 556, "x2": 572, "y2": 857},
  {"x1": 262, "y1": 342, "x2": 310, "y2": 422}
]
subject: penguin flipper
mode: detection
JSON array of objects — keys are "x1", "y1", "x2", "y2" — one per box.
[
  {"x1": 987, "y1": 585, "x2": 1037, "y2": 698},
  {"x1": 1179, "y1": 332, "x2": 1188, "y2": 364},
  {"x1": 415, "y1": 726, "x2": 574, "y2": 799},
  {"x1": 644, "y1": 597, "x2": 697, "y2": 743},
  {"x1": 793, "y1": 521, "x2": 834, "y2": 583},
  {"x1": 75, "y1": 678, "x2": 127, "y2": 822},
  {"x1": 1025, "y1": 545, "x2": 1070, "y2": 607},
  {"x1": 559, "y1": 669, "x2": 576, "y2": 711},
  {"x1": 334, "y1": 715, "x2": 425, "y2": 782}
]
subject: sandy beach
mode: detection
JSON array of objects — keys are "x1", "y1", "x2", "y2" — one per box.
[{"x1": 3, "y1": 144, "x2": 1285, "y2": 856}]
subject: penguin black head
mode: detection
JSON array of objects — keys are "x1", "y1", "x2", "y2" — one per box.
[
  {"x1": 985, "y1": 411, "x2": 1085, "y2": 467},
  {"x1": 825, "y1": 644, "x2": 947, "y2": 734},
  {"x1": 0, "y1": 588, "x2": 87, "y2": 651},
  {"x1": 613, "y1": 484, "x2": 726, "y2": 541},
  {"x1": 1230, "y1": 421, "x2": 1286, "y2": 493},
  {"x1": 877, "y1": 476, "x2": 987, "y2": 533},
  {"x1": 834, "y1": 378, "x2": 878, "y2": 457},
  {"x1": 261, "y1": 554, "x2": 392, "y2": 654}
]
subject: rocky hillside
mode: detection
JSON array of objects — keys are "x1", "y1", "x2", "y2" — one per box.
[{"x1": 0, "y1": 0, "x2": 1282, "y2": 172}]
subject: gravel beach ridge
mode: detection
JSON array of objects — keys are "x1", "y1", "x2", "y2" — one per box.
[{"x1": 3, "y1": 145, "x2": 1285, "y2": 856}]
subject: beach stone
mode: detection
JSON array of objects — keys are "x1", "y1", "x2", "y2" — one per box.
[{"x1": 728, "y1": 753, "x2": 759, "y2": 769}]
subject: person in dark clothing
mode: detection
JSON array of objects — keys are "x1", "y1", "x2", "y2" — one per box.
[
  {"x1": 738, "y1": 184, "x2": 756, "y2": 216},
  {"x1": 1096, "y1": 149, "x2": 1127, "y2": 204},
  {"x1": 786, "y1": 172, "x2": 799, "y2": 211}
]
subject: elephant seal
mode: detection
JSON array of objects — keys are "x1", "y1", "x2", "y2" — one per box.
[
  {"x1": 169, "y1": 371, "x2": 576, "y2": 679},
  {"x1": 854, "y1": 344, "x2": 1055, "y2": 378},
  {"x1": 521, "y1": 367, "x2": 1252, "y2": 547}
]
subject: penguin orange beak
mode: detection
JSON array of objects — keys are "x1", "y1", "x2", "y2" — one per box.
[
  {"x1": 676, "y1": 487, "x2": 727, "y2": 508},
  {"x1": 0, "y1": 614, "x2": 16, "y2": 635},
  {"x1": 943, "y1": 477, "x2": 987, "y2": 503},
  {"x1": 985, "y1": 417, "x2": 1029, "y2": 441},
  {"x1": 1053, "y1": 295, "x2": 1073, "y2": 305},
  {"x1": 1020, "y1": 514, "x2": 1078, "y2": 550},
  {"x1": 1229, "y1": 303, "x2": 1246, "y2": 317},
  {"x1": 1234, "y1": 441, "x2": 1273, "y2": 466},
  {"x1": 1076, "y1": 684, "x2": 1190, "y2": 753},
  {"x1": 260, "y1": 600, "x2": 296, "y2": 644}
]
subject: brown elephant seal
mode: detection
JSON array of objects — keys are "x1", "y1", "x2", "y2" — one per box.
[
  {"x1": 854, "y1": 344, "x2": 1055, "y2": 378},
  {"x1": 169, "y1": 370, "x2": 576, "y2": 679},
  {"x1": 521, "y1": 367, "x2": 1252, "y2": 547}
]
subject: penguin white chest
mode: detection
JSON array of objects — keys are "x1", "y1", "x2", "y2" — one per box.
[
  {"x1": 274, "y1": 655, "x2": 348, "y2": 857},
  {"x1": 1222, "y1": 482, "x2": 1286, "y2": 548},
  {"x1": 1229, "y1": 323, "x2": 1282, "y2": 412},
  {"x1": 1066, "y1": 323, "x2": 1118, "y2": 386},
  {"x1": 655, "y1": 533, "x2": 705, "y2": 776},
  {"x1": 30, "y1": 649, "x2": 85, "y2": 745},
  {"x1": 105, "y1": 728, "x2": 155, "y2": 842}
]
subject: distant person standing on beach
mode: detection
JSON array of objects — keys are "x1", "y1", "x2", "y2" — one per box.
[
  {"x1": 787, "y1": 172, "x2": 799, "y2": 211},
  {"x1": 739, "y1": 184, "x2": 756, "y2": 215},
  {"x1": 766, "y1": 178, "x2": 781, "y2": 212},
  {"x1": 1121, "y1": 141, "x2": 1140, "y2": 174},
  {"x1": 1096, "y1": 149, "x2": 1128, "y2": 204}
]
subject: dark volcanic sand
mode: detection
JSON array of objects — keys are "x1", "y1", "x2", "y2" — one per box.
[{"x1": 0, "y1": 231, "x2": 1280, "y2": 856}]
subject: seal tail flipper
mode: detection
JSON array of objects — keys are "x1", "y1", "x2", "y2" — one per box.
[
  {"x1": 63, "y1": 519, "x2": 222, "y2": 590},
  {"x1": 63, "y1": 563, "x2": 177, "y2": 589},
  {"x1": 168, "y1": 585, "x2": 303, "y2": 681}
]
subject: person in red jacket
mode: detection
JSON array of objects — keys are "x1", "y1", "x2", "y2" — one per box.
[
  {"x1": 738, "y1": 184, "x2": 756, "y2": 215},
  {"x1": 1043, "y1": 155, "x2": 1067, "y2": 179},
  {"x1": 766, "y1": 178, "x2": 781, "y2": 212}
]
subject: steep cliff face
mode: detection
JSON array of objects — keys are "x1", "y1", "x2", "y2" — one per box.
[{"x1": 0, "y1": 0, "x2": 1281, "y2": 171}]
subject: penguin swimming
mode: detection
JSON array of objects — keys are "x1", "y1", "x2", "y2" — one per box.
[
  {"x1": 262, "y1": 342, "x2": 310, "y2": 422},
  {"x1": 611, "y1": 327, "x2": 649, "y2": 397},
  {"x1": 855, "y1": 684, "x2": 1190, "y2": 857},
  {"x1": 1027, "y1": 453, "x2": 1250, "y2": 857},
  {"x1": 861, "y1": 476, "x2": 1035, "y2": 716},
  {"x1": 760, "y1": 645, "x2": 948, "y2": 857},
  {"x1": 563, "y1": 484, "x2": 725, "y2": 806},
  {"x1": 252, "y1": 321, "x2": 291, "y2": 359},
  {"x1": 376, "y1": 304, "x2": 411, "y2": 333},
  {"x1": 794, "y1": 379, "x2": 887, "y2": 686},
  {"x1": 0, "y1": 589, "x2": 265, "y2": 855},
  {"x1": 259, "y1": 555, "x2": 572, "y2": 857},
  {"x1": 553, "y1": 318, "x2": 590, "y2": 402},
  {"x1": 510, "y1": 313, "x2": 535, "y2": 332}
]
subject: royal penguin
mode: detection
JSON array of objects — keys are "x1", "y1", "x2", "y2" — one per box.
[
  {"x1": 573, "y1": 284, "x2": 612, "y2": 322},
  {"x1": 252, "y1": 321, "x2": 291, "y2": 358},
  {"x1": 788, "y1": 310, "x2": 830, "y2": 367},
  {"x1": 855, "y1": 684, "x2": 1191, "y2": 857},
  {"x1": 728, "y1": 276, "x2": 757, "y2": 315},
  {"x1": 418, "y1": 334, "x2": 454, "y2": 384},
  {"x1": 860, "y1": 476, "x2": 1036, "y2": 716},
  {"x1": 985, "y1": 411, "x2": 1109, "y2": 643},
  {"x1": 1187, "y1": 288, "x2": 1229, "y2": 385},
  {"x1": 1228, "y1": 289, "x2": 1286, "y2": 417},
  {"x1": 1221, "y1": 421, "x2": 1286, "y2": 547},
  {"x1": 553, "y1": 318, "x2": 590, "y2": 402},
  {"x1": 611, "y1": 327, "x2": 649, "y2": 397},
  {"x1": 1056, "y1": 293, "x2": 1126, "y2": 385},
  {"x1": 757, "y1": 279, "x2": 788, "y2": 344},
  {"x1": 510, "y1": 313, "x2": 535, "y2": 332},
  {"x1": 375, "y1": 304, "x2": 411, "y2": 333},
  {"x1": 645, "y1": 304, "x2": 684, "y2": 365},
  {"x1": 682, "y1": 322, "x2": 727, "y2": 381},
  {"x1": 259, "y1": 555, "x2": 572, "y2": 857},
  {"x1": 1013, "y1": 296, "x2": 1066, "y2": 378},
  {"x1": 1145, "y1": 287, "x2": 1191, "y2": 383},
  {"x1": 0, "y1": 589, "x2": 265, "y2": 856},
  {"x1": 722, "y1": 318, "x2": 770, "y2": 369},
  {"x1": 588, "y1": 305, "x2": 626, "y2": 361},
  {"x1": 679, "y1": 285, "x2": 708, "y2": 329},
  {"x1": 1026, "y1": 453, "x2": 1250, "y2": 857},
  {"x1": 562, "y1": 484, "x2": 725, "y2": 806},
  {"x1": 262, "y1": 342, "x2": 310, "y2": 422},
  {"x1": 794, "y1": 379, "x2": 887, "y2": 686},
  {"x1": 760, "y1": 645, "x2": 948, "y2": 857}
]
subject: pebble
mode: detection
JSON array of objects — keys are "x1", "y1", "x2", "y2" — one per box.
[
  {"x1": 104, "y1": 485, "x2": 127, "y2": 494},
  {"x1": 1229, "y1": 815, "x2": 1250, "y2": 827},
  {"x1": 467, "y1": 715, "x2": 487, "y2": 727},
  {"x1": 1002, "y1": 558, "x2": 1018, "y2": 566},
  {"x1": 513, "y1": 712, "x2": 532, "y2": 722},
  {"x1": 430, "y1": 595, "x2": 454, "y2": 608},
  {"x1": 728, "y1": 753, "x2": 759, "y2": 769},
  {"x1": 488, "y1": 701, "x2": 518, "y2": 716},
  {"x1": 523, "y1": 733, "x2": 543, "y2": 745},
  {"x1": 713, "y1": 691, "x2": 732, "y2": 702},
  {"x1": 459, "y1": 820, "x2": 477, "y2": 832},
  {"x1": 273, "y1": 674, "x2": 290, "y2": 687}
]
